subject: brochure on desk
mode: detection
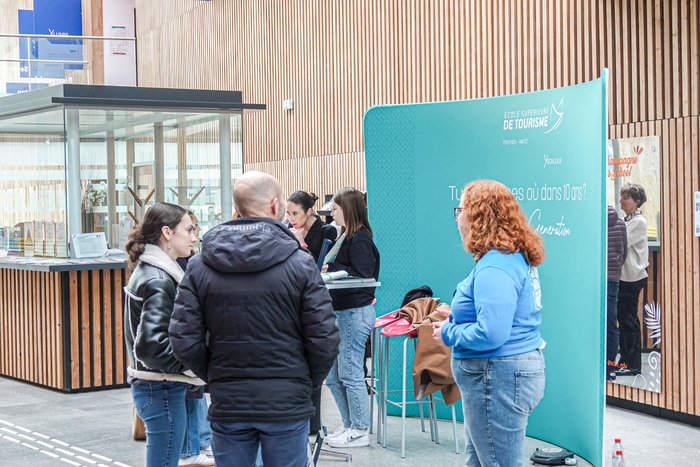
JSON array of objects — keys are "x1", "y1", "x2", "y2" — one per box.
[{"x1": 71, "y1": 232, "x2": 108, "y2": 259}]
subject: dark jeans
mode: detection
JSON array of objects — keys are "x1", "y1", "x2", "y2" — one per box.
[
  {"x1": 617, "y1": 278, "x2": 647, "y2": 372},
  {"x1": 606, "y1": 280, "x2": 620, "y2": 370},
  {"x1": 211, "y1": 419, "x2": 309, "y2": 467}
]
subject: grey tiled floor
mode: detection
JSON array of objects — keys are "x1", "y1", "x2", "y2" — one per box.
[{"x1": 0, "y1": 375, "x2": 697, "y2": 466}]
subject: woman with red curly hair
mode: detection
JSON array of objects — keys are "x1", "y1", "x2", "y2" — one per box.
[{"x1": 433, "y1": 180, "x2": 546, "y2": 467}]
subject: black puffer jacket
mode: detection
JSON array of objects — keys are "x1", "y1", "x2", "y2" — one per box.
[
  {"x1": 170, "y1": 217, "x2": 340, "y2": 424},
  {"x1": 124, "y1": 245, "x2": 203, "y2": 385},
  {"x1": 607, "y1": 205, "x2": 628, "y2": 281}
]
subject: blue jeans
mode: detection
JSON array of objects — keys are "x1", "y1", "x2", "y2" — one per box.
[
  {"x1": 211, "y1": 419, "x2": 308, "y2": 467},
  {"x1": 326, "y1": 304, "x2": 376, "y2": 429},
  {"x1": 132, "y1": 382, "x2": 188, "y2": 467},
  {"x1": 452, "y1": 349, "x2": 545, "y2": 467},
  {"x1": 606, "y1": 280, "x2": 620, "y2": 370},
  {"x1": 182, "y1": 397, "x2": 211, "y2": 457}
]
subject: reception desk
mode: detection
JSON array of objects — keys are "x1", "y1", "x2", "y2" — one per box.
[{"x1": 0, "y1": 257, "x2": 130, "y2": 392}]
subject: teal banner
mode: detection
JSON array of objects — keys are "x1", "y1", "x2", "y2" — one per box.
[{"x1": 365, "y1": 74, "x2": 607, "y2": 466}]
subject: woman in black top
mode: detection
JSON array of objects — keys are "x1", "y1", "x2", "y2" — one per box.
[
  {"x1": 321, "y1": 187, "x2": 380, "y2": 449},
  {"x1": 286, "y1": 191, "x2": 337, "y2": 263},
  {"x1": 286, "y1": 190, "x2": 337, "y2": 436}
]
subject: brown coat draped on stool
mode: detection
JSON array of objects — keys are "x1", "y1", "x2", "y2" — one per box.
[{"x1": 397, "y1": 297, "x2": 461, "y2": 406}]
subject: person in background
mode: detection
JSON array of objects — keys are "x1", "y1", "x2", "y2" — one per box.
[
  {"x1": 123, "y1": 202, "x2": 210, "y2": 467},
  {"x1": 286, "y1": 191, "x2": 337, "y2": 264},
  {"x1": 607, "y1": 205, "x2": 627, "y2": 381},
  {"x1": 286, "y1": 190, "x2": 337, "y2": 437},
  {"x1": 169, "y1": 171, "x2": 340, "y2": 467},
  {"x1": 616, "y1": 182, "x2": 649, "y2": 376},
  {"x1": 321, "y1": 187, "x2": 380, "y2": 449},
  {"x1": 175, "y1": 213, "x2": 214, "y2": 464},
  {"x1": 433, "y1": 180, "x2": 546, "y2": 467}
]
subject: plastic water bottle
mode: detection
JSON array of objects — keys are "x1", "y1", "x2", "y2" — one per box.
[
  {"x1": 612, "y1": 439, "x2": 623, "y2": 460},
  {"x1": 612, "y1": 451, "x2": 625, "y2": 467}
]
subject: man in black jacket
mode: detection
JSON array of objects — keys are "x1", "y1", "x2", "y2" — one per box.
[{"x1": 170, "y1": 171, "x2": 340, "y2": 467}]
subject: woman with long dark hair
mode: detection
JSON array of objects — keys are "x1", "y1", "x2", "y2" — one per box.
[
  {"x1": 123, "y1": 202, "x2": 211, "y2": 467},
  {"x1": 433, "y1": 180, "x2": 546, "y2": 467},
  {"x1": 286, "y1": 190, "x2": 337, "y2": 264},
  {"x1": 322, "y1": 187, "x2": 380, "y2": 448}
]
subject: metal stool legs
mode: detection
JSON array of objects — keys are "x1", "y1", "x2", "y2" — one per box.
[{"x1": 379, "y1": 330, "x2": 460, "y2": 457}]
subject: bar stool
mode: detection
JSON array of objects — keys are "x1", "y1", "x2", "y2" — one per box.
[
  {"x1": 380, "y1": 318, "x2": 460, "y2": 458},
  {"x1": 368, "y1": 310, "x2": 401, "y2": 440}
]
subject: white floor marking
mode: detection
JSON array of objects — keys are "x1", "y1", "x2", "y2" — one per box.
[
  {"x1": 41, "y1": 449, "x2": 60, "y2": 458},
  {"x1": 1, "y1": 420, "x2": 134, "y2": 467},
  {"x1": 59, "y1": 458, "x2": 81, "y2": 466},
  {"x1": 56, "y1": 447, "x2": 76, "y2": 456}
]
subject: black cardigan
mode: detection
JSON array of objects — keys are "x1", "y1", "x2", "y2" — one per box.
[
  {"x1": 326, "y1": 229, "x2": 380, "y2": 310},
  {"x1": 304, "y1": 217, "x2": 338, "y2": 264}
]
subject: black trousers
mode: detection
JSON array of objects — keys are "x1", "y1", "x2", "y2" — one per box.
[{"x1": 617, "y1": 278, "x2": 647, "y2": 372}]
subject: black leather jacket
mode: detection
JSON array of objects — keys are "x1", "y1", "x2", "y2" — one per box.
[{"x1": 124, "y1": 260, "x2": 192, "y2": 382}]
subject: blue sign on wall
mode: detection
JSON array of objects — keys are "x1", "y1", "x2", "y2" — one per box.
[{"x1": 17, "y1": 0, "x2": 83, "y2": 80}]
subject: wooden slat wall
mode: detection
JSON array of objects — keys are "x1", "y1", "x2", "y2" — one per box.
[
  {"x1": 0, "y1": 268, "x2": 129, "y2": 391},
  {"x1": 67, "y1": 269, "x2": 129, "y2": 391},
  {"x1": 246, "y1": 152, "x2": 366, "y2": 200},
  {"x1": 0, "y1": 269, "x2": 62, "y2": 389},
  {"x1": 606, "y1": 118, "x2": 700, "y2": 414},
  {"x1": 135, "y1": 0, "x2": 700, "y2": 415},
  {"x1": 135, "y1": 0, "x2": 699, "y2": 164}
]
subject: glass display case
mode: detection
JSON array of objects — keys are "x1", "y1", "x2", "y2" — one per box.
[
  {"x1": 0, "y1": 84, "x2": 263, "y2": 259},
  {"x1": 0, "y1": 84, "x2": 264, "y2": 391}
]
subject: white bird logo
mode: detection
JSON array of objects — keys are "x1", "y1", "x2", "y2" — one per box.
[{"x1": 544, "y1": 99, "x2": 564, "y2": 134}]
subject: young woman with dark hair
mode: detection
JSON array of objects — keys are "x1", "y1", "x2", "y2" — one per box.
[
  {"x1": 286, "y1": 190, "x2": 337, "y2": 264},
  {"x1": 433, "y1": 180, "x2": 546, "y2": 467},
  {"x1": 123, "y1": 202, "x2": 211, "y2": 467},
  {"x1": 321, "y1": 187, "x2": 380, "y2": 448}
]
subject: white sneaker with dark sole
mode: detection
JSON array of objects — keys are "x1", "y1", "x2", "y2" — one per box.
[
  {"x1": 324, "y1": 425, "x2": 350, "y2": 445},
  {"x1": 328, "y1": 428, "x2": 370, "y2": 448}
]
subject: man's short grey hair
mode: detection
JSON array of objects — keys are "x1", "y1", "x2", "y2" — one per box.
[{"x1": 233, "y1": 171, "x2": 284, "y2": 218}]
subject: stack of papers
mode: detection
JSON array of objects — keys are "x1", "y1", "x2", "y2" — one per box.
[{"x1": 321, "y1": 270, "x2": 348, "y2": 282}]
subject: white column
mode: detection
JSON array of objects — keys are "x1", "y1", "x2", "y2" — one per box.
[
  {"x1": 154, "y1": 121, "x2": 164, "y2": 203},
  {"x1": 219, "y1": 115, "x2": 232, "y2": 222},
  {"x1": 66, "y1": 109, "x2": 82, "y2": 257}
]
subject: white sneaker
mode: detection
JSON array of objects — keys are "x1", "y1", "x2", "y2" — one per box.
[
  {"x1": 328, "y1": 428, "x2": 370, "y2": 448},
  {"x1": 179, "y1": 453, "x2": 215, "y2": 466},
  {"x1": 201, "y1": 446, "x2": 214, "y2": 458},
  {"x1": 323, "y1": 425, "x2": 350, "y2": 444}
]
